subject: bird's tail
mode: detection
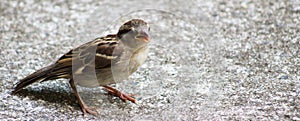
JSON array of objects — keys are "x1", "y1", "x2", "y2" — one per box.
[{"x1": 12, "y1": 64, "x2": 62, "y2": 94}]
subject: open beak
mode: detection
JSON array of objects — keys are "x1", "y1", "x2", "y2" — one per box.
[{"x1": 136, "y1": 31, "x2": 150, "y2": 42}]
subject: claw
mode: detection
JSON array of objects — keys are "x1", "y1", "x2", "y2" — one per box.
[
  {"x1": 103, "y1": 86, "x2": 137, "y2": 103},
  {"x1": 69, "y1": 79, "x2": 98, "y2": 116},
  {"x1": 82, "y1": 106, "x2": 97, "y2": 116}
]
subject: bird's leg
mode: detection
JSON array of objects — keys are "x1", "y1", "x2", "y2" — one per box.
[
  {"x1": 103, "y1": 85, "x2": 137, "y2": 104},
  {"x1": 69, "y1": 79, "x2": 97, "y2": 115}
]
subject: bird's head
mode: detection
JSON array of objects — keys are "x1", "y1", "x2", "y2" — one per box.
[{"x1": 117, "y1": 19, "x2": 150, "y2": 50}]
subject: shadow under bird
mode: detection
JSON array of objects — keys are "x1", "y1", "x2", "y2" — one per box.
[{"x1": 12, "y1": 19, "x2": 150, "y2": 115}]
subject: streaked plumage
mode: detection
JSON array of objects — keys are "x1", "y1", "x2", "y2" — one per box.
[{"x1": 12, "y1": 19, "x2": 150, "y2": 115}]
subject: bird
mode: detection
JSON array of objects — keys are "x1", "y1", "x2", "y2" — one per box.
[{"x1": 12, "y1": 19, "x2": 150, "y2": 115}]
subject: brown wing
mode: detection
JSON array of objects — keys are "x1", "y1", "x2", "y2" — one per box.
[
  {"x1": 12, "y1": 35, "x2": 123, "y2": 93},
  {"x1": 53, "y1": 35, "x2": 123, "y2": 76}
]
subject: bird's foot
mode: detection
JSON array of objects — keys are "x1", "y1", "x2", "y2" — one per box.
[
  {"x1": 81, "y1": 106, "x2": 97, "y2": 116},
  {"x1": 103, "y1": 86, "x2": 137, "y2": 103}
]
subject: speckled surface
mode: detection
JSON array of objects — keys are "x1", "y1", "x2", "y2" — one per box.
[{"x1": 0, "y1": 0, "x2": 299, "y2": 120}]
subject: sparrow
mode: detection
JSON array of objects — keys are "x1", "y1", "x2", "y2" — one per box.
[{"x1": 12, "y1": 19, "x2": 150, "y2": 115}]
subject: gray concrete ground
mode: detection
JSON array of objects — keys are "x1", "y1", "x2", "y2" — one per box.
[{"x1": 0, "y1": 0, "x2": 299, "y2": 120}]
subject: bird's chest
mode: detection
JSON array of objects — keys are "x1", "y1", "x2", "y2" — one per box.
[
  {"x1": 126, "y1": 47, "x2": 148, "y2": 74},
  {"x1": 130, "y1": 47, "x2": 148, "y2": 67}
]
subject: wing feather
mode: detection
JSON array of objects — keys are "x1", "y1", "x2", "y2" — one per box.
[{"x1": 53, "y1": 35, "x2": 123, "y2": 75}]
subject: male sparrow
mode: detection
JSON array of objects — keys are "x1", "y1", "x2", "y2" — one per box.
[{"x1": 12, "y1": 19, "x2": 150, "y2": 115}]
